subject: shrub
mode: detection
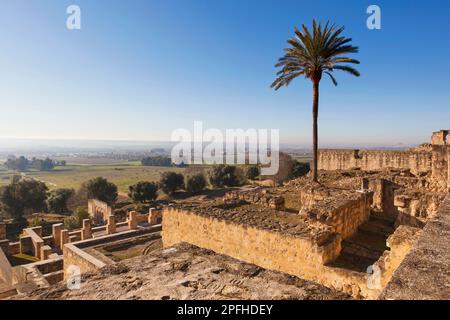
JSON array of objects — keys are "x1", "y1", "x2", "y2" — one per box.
[
  {"x1": 186, "y1": 174, "x2": 207, "y2": 194},
  {"x1": 246, "y1": 165, "x2": 261, "y2": 180},
  {"x1": 86, "y1": 177, "x2": 118, "y2": 204},
  {"x1": 0, "y1": 177, "x2": 48, "y2": 222},
  {"x1": 292, "y1": 161, "x2": 310, "y2": 178},
  {"x1": 47, "y1": 188, "x2": 74, "y2": 213},
  {"x1": 29, "y1": 216, "x2": 44, "y2": 228},
  {"x1": 159, "y1": 172, "x2": 184, "y2": 195},
  {"x1": 128, "y1": 181, "x2": 158, "y2": 203},
  {"x1": 209, "y1": 165, "x2": 244, "y2": 188},
  {"x1": 63, "y1": 207, "x2": 90, "y2": 230}
]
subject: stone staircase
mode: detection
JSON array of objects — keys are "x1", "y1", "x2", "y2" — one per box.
[{"x1": 328, "y1": 215, "x2": 396, "y2": 272}]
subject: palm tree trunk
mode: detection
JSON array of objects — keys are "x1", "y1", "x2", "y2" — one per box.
[{"x1": 312, "y1": 81, "x2": 319, "y2": 182}]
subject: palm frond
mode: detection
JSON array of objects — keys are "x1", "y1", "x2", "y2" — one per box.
[{"x1": 271, "y1": 19, "x2": 360, "y2": 89}]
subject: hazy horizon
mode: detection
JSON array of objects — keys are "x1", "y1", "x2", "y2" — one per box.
[
  {"x1": 1, "y1": 1, "x2": 449, "y2": 146},
  {"x1": 0, "y1": 136, "x2": 419, "y2": 154}
]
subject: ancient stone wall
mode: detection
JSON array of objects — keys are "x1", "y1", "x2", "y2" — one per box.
[
  {"x1": 0, "y1": 223, "x2": 5, "y2": 240},
  {"x1": 22, "y1": 227, "x2": 44, "y2": 260},
  {"x1": 431, "y1": 130, "x2": 449, "y2": 146},
  {"x1": 318, "y1": 130, "x2": 450, "y2": 191},
  {"x1": 373, "y1": 225, "x2": 421, "y2": 290},
  {"x1": 0, "y1": 247, "x2": 13, "y2": 285},
  {"x1": 163, "y1": 205, "x2": 423, "y2": 299},
  {"x1": 88, "y1": 199, "x2": 113, "y2": 225},
  {"x1": 318, "y1": 149, "x2": 432, "y2": 175},
  {"x1": 63, "y1": 243, "x2": 106, "y2": 279},
  {"x1": 298, "y1": 190, "x2": 372, "y2": 240},
  {"x1": 431, "y1": 145, "x2": 450, "y2": 191},
  {"x1": 162, "y1": 207, "x2": 386, "y2": 298},
  {"x1": 380, "y1": 194, "x2": 450, "y2": 299},
  {"x1": 363, "y1": 178, "x2": 396, "y2": 218},
  {"x1": 224, "y1": 190, "x2": 285, "y2": 210},
  {"x1": 162, "y1": 207, "x2": 342, "y2": 272}
]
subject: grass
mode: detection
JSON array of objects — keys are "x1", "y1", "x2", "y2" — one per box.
[{"x1": 0, "y1": 160, "x2": 189, "y2": 193}]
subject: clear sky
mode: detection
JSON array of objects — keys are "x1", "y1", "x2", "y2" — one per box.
[{"x1": 0, "y1": 0, "x2": 449, "y2": 147}]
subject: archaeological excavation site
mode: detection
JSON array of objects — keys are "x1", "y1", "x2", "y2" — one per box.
[{"x1": 0, "y1": 130, "x2": 449, "y2": 300}]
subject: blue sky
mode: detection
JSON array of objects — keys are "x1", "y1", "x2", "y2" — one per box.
[{"x1": 0, "y1": 0, "x2": 449, "y2": 147}]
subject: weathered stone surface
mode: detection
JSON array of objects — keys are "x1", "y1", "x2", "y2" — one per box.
[
  {"x1": 379, "y1": 195, "x2": 450, "y2": 300},
  {"x1": 168, "y1": 200, "x2": 335, "y2": 242},
  {"x1": 12, "y1": 244, "x2": 351, "y2": 300},
  {"x1": 224, "y1": 188, "x2": 285, "y2": 210}
]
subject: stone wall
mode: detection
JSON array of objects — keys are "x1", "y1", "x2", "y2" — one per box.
[
  {"x1": 318, "y1": 130, "x2": 450, "y2": 191},
  {"x1": 162, "y1": 207, "x2": 384, "y2": 298},
  {"x1": 380, "y1": 194, "x2": 450, "y2": 299},
  {"x1": 162, "y1": 206, "x2": 422, "y2": 299},
  {"x1": 63, "y1": 243, "x2": 106, "y2": 279},
  {"x1": 363, "y1": 178, "x2": 396, "y2": 217},
  {"x1": 88, "y1": 199, "x2": 113, "y2": 225},
  {"x1": 298, "y1": 190, "x2": 372, "y2": 240},
  {"x1": 224, "y1": 189, "x2": 285, "y2": 210},
  {"x1": 0, "y1": 247, "x2": 13, "y2": 285},
  {"x1": 318, "y1": 149, "x2": 432, "y2": 175},
  {"x1": 162, "y1": 207, "x2": 342, "y2": 271},
  {"x1": 22, "y1": 227, "x2": 44, "y2": 260},
  {"x1": 431, "y1": 145, "x2": 450, "y2": 191},
  {"x1": 0, "y1": 223, "x2": 5, "y2": 240},
  {"x1": 431, "y1": 130, "x2": 449, "y2": 145},
  {"x1": 373, "y1": 225, "x2": 421, "y2": 290}
]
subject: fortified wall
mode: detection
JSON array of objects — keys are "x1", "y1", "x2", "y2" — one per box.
[{"x1": 318, "y1": 130, "x2": 449, "y2": 191}]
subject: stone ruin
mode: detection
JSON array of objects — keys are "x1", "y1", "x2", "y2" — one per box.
[
  {"x1": 0, "y1": 202, "x2": 163, "y2": 299},
  {"x1": 161, "y1": 130, "x2": 450, "y2": 299},
  {"x1": 224, "y1": 188, "x2": 285, "y2": 210},
  {"x1": 2, "y1": 130, "x2": 449, "y2": 300},
  {"x1": 318, "y1": 130, "x2": 450, "y2": 192},
  {"x1": 87, "y1": 199, "x2": 113, "y2": 225}
]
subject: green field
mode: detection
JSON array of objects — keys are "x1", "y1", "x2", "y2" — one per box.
[{"x1": 0, "y1": 159, "x2": 189, "y2": 193}]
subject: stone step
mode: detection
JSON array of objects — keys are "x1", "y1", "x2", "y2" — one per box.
[
  {"x1": 358, "y1": 219, "x2": 395, "y2": 237},
  {"x1": 370, "y1": 212, "x2": 397, "y2": 224},
  {"x1": 341, "y1": 239, "x2": 386, "y2": 261},
  {"x1": 328, "y1": 251, "x2": 377, "y2": 273}
]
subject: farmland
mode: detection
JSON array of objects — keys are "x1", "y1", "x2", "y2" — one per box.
[{"x1": 0, "y1": 158, "x2": 190, "y2": 193}]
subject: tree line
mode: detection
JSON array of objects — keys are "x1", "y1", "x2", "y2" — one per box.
[
  {"x1": 4, "y1": 156, "x2": 66, "y2": 172},
  {"x1": 141, "y1": 156, "x2": 172, "y2": 167},
  {"x1": 0, "y1": 157, "x2": 310, "y2": 230}
]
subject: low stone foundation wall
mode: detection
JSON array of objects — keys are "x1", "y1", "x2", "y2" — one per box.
[
  {"x1": 224, "y1": 189, "x2": 285, "y2": 210},
  {"x1": 63, "y1": 243, "x2": 107, "y2": 279},
  {"x1": 162, "y1": 207, "x2": 387, "y2": 297},
  {"x1": 162, "y1": 206, "x2": 423, "y2": 299},
  {"x1": 299, "y1": 190, "x2": 372, "y2": 240},
  {"x1": 162, "y1": 207, "x2": 341, "y2": 272},
  {"x1": 63, "y1": 224, "x2": 162, "y2": 279}
]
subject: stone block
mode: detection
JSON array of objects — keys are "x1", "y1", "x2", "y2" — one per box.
[
  {"x1": 128, "y1": 211, "x2": 138, "y2": 230},
  {"x1": 107, "y1": 215, "x2": 116, "y2": 234},
  {"x1": 60, "y1": 229, "x2": 69, "y2": 248},
  {"x1": 82, "y1": 219, "x2": 92, "y2": 240},
  {"x1": 52, "y1": 223, "x2": 63, "y2": 249}
]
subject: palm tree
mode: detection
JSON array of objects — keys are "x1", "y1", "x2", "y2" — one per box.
[{"x1": 271, "y1": 20, "x2": 360, "y2": 182}]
